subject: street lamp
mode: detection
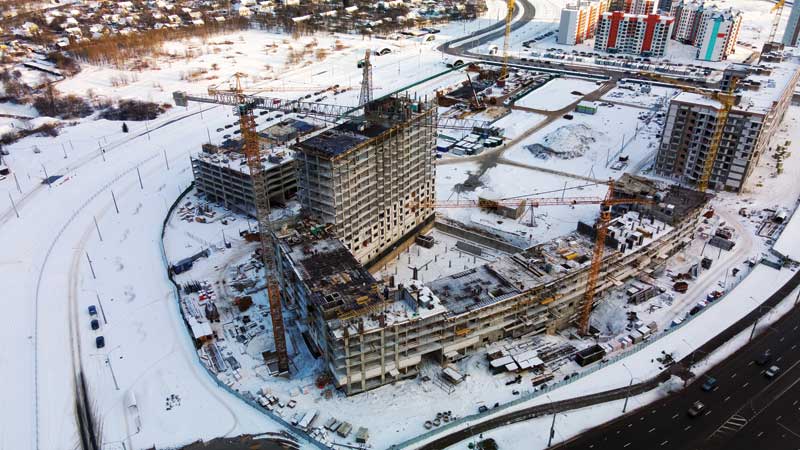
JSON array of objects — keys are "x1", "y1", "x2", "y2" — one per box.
[{"x1": 621, "y1": 363, "x2": 635, "y2": 413}]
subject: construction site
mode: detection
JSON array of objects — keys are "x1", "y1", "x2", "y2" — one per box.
[{"x1": 154, "y1": 2, "x2": 800, "y2": 449}]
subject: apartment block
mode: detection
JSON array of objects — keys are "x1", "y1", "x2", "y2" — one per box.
[
  {"x1": 654, "y1": 60, "x2": 800, "y2": 192},
  {"x1": 293, "y1": 96, "x2": 437, "y2": 266},
  {"x1": 276, "y1": 177, "x2": 710, "y2": 395},
  {"x1": 191, "y1": 143, "x2": 297, "y2": 216},
  {"x1": 594, "y1": 11, "x2": 674, "y2": 56},
  {"x1": 673, "y1": 0, "x2": 741, "y2": 61},
  {"x1": 630, "y1": 0, "x2": 656, "y2": 15},
  {"x1": 694, "y1": 7, "x2": 741, "y2": 61},
  {"x1": 557, "y1": 0, "x2": 610, "y2": 45}
]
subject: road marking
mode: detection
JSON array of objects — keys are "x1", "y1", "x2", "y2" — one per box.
[
  {"x1": 776, "y1": 416, "x2": 782, "y2": 421},
  {"x1": 628, "y1": 423, "x2": 633, "y2": 428},
  {"x1": 777, "y1": 356, "x2": 783, "y2": 362},
  {"x1": 617, "y1": 430, "x2": 621, "y2": 434},
  {"x1": 793, "y1": 400, "x2": 798, "y2": 406},
  {"x1": 672, "y1": 413, "x2": 679, "y2": 419},
  {"x1": 780, "y1": 337, "x2": 785, "y2": 342},
  {"x1": 713, "y1": 386, "x2": 719, "y2": 392},
  {"x1": 652, "y1": 409, "x2": 657, "y2": 414},
  {"x1": 748, "y1": 361, "x2": 754, "y2": 366},
  {"x1": 684, "y1": 425, "x2": 692, "y2": 431},
  {"x1": 724, "y1": 396, "x2": 730, "y2": 402},
  {"x1": 793, "y1": 344, "x2": 797, "y2": 350},
  {"x1": 705, "y1": 410, "x2": 712, "y2": 416},
  {"x1": 743, "y1": 382, "x2": 749, "y2": 388},
  {"x1": 624, "y1": 443, "x2": 631, "y2": 448},
  {"x1": 660, "y1": 440, "x2": 669, "y2": 446},
  {"x1": 649, "y1": 427, "x2": 656, "y2": 433},
  {"x1": 640, "y1": 417, "x2": 645, "y2": 421},
  {"x1": 757, "y1": 431, "x2": 764, "y2": 437},
  {"x1": 732, "y1": 373, "x2": 737, "y2": 379}
]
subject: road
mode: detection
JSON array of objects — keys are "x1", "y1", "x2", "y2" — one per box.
[{"x1": 554, "y1": 296, "x2": 800, "y2": 450}]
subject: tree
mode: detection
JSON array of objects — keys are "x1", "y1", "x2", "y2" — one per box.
[{"x1": 122, "y1": 122, "x2": 129, "y2": 133}]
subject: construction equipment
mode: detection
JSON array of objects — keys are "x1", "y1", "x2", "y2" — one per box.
[
  {"x1": 769, "y1": 0, "x2": 786, "y2": 43},
  {"x1": 358, "y1": 49, "x2": 373, "y2": 107},
  {"x1": 465, "y1": 73, "x2": 485, "y2": 111},
  {"x1": 223, "y1": 73, "x2": 289, "y2": 374},
  {"x1": 642, "y1": 73, "x2": 739, "y2": 192},
  {"x1": 409, "y1": 179, "x2": 652, "y2": 335},
  {"x1": 499, "y1": 0, "x2": 516, "y2": 81}
]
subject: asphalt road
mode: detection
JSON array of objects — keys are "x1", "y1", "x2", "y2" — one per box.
[{"x1": 554, "y1": 298, "x2": 800, "y2": 450}]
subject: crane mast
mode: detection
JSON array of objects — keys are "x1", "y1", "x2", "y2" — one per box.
[
  {"x1": 500, "y1": 0, "x2": 516, "y2": 81},
  {"x1": 233, "y1": 74, "x2": 290, "y2": 374}
]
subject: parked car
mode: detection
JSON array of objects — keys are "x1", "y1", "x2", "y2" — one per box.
[
  {"x1": 95, "y1": 336, "x2": 105, "y2": 349},
  {"x1": 687, "y1": 401, "x2": 705, "y2": 417},
  {"x1": 90, "y1": 319, "x2": 100, "y2": 331},
  {"x1": 765, "y1": 365, "x2": 781, "y2": 379},
  {"x1": 755, "y1": 351, "x2": 772, "y2": 366},
  {"x1": 88, "y1": 305, "x2": 97, "y2": 316},
  {"x1": 478, "y1": 405, "x2": 488, "y2": 413}
]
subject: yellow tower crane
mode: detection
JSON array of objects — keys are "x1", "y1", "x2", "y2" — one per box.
[
  {"x1": 499, "y1": 0, "x2": 516, "y2": 81},
  {"x1": 769, "y1": 0, "x2": 787, "y2": 43}
]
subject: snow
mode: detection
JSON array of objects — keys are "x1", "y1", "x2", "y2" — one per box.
[
  {"x1": 514, "y1": 77, "x2": 600, "y2": 111},
  {"x1": 504, "y1": 102, "x2": 664, "y2": 180}
]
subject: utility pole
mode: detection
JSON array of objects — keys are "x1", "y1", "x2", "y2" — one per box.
[
  {"x1": 13, "y1": 172, "x2": 21, "y2": 193},
  {"x1": 8, "y1": 192, "x2": 19, "y2": 218},
  {"x1": 136, "y1": 167, "x2": 143, "y2": 189},
  {"x1": 547, "y1": 411, "x2": 557, "y2": 447},
  {"x1": 42, "y1": 164, "x2": 50, "y2": 188},
  {"x1": 622, "y1": 378, "x2": 634, "y2": 413},
  {"x1": 96, "y1": 292, "x2": 108, "y2": 325},
  {"x1": 86, "y1": 252, "x2": 96, "y2": 279},
  {"x1": 111, "y1": 189, "x2": 120, "y2": 214},
  {"x1": 93, "y1": 215, "x2": 103, "y2": 242}
]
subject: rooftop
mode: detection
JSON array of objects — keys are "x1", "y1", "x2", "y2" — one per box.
[{"x1": 278, "y1": 220, "x2": 384, "y2": 320}]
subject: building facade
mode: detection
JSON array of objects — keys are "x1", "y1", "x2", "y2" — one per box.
[
  {"x1": 673, "y1": 0, "x2": 741, "y2": 61},
  {"x1": 293, "y1": 96, "x2": 437, "y2": 266},
  {"x1": 191, "y1": 143, "x2": 297, "y2": 216},
  {"x1": 557, "y1": 0, "x2": 610, "y2": 45},
  {"x1": 694, "y1": 7, "x2": 741, "y2": 61},
  {"x1": 654, "y1": 63, "x2": 800, "y2": 192},
  {"x1": 594, "y1": 11, "x2": 674, "y2": 56},
  {"x1": 630, "y1": 0, "x2": 656, "y2": 15}
]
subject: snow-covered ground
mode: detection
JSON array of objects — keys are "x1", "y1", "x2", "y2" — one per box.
[{"x1": 514, "y1": 77, "x2": 600, "y2": 111}]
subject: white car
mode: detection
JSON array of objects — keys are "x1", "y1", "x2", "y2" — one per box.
[{"x1": 765, "y1": 365, "x2": 781, "y2": 379}]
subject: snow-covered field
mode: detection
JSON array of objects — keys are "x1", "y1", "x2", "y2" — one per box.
[{"x1": 514, "y1": 77, "x2": 600, "y2": 111}]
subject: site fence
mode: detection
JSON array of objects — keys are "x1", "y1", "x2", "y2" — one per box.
[
  {"x1": 393, "y1": 260, "x2": 763, "y2": 449},
  {"x1": 158, "y1": 184, "x2": 329, "y2": 450}
]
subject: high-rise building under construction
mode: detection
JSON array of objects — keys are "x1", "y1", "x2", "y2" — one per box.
[{"x1": 293, "y1": 96, "x2": 437, "y2": 266}]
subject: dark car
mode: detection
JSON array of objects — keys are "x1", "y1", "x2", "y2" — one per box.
[
  {"x1": 701, "y1": 377, "x2": 717, "y2": 392},
  {"x1": 95, "y1": 336, "x2": 105, "y2": 349},
  {"x1": 755, "y1": 351, "x2": 772, "y2": 366},
  {"x1": 687, "y1": 401, "x2": 705, "y2": 417},
  {"x1": 88, "y1": 305, "x2": 97, "y2": 316},
  {"x1": 90, "y1": 319, "x2": 100, "y2": 331},
  {"x1": 478, "y1": 405, "x2": 488, "y2": 413}
]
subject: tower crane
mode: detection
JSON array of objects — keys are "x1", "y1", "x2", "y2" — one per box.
[
  {"x1": 769, "y1": 0, "x2": 787, "y2": 43},
  {"x1": 410, "y1": 179, "x2": 652, "y2": 335},
  {"x1": 499, "y1": 0, "x2": 516, "y2": 81},
  {"x1": 224, "y1": 73, "x2": 290, "y2": 374}
]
